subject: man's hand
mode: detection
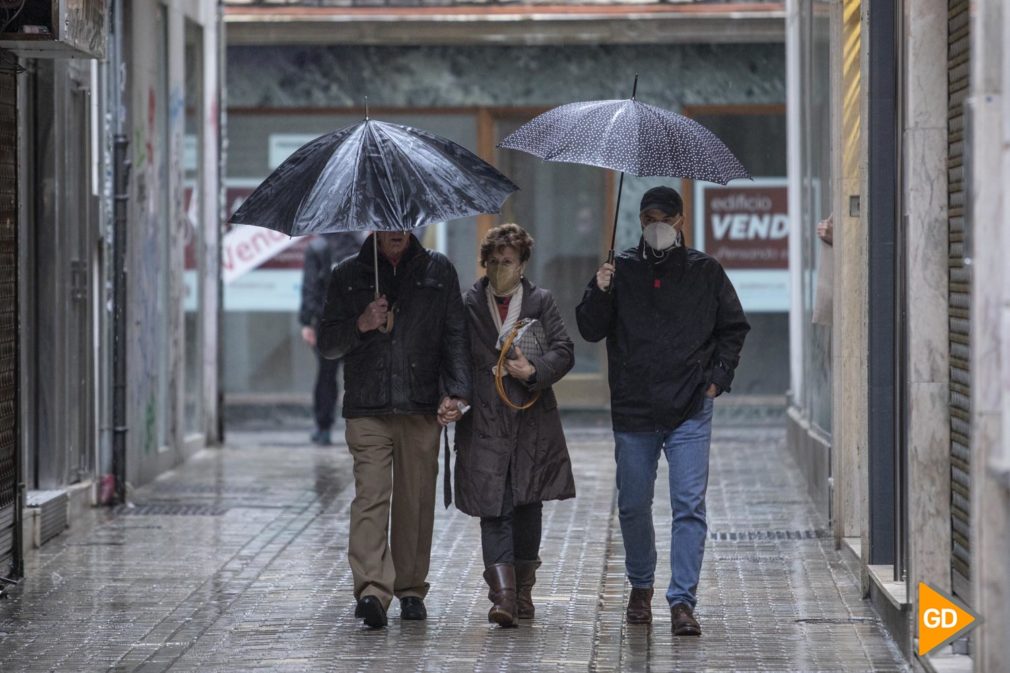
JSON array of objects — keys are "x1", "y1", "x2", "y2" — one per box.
[
  {"x1": 437, "y1": 396, "x2": 468, "y2": 426},
  {"x1": 356, "y1": 296, "x2": 389, "y2": 333},
  {"x1": 504, "y1": 346, "x2": 536, "y2": 382},
  {"x1": 596, "y1": 263, "x2": 616, "y2": 291},
  {"x1": 301, "y1": 326, "x2": 317, "y2": 347},
  {"x1": 706, "y1": 383, "x2": 719, "y2": 399}
]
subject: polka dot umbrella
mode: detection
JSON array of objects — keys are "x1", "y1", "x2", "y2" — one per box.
[{"x1": 498, "y1": 76, "x2": 750, "y2": 262}]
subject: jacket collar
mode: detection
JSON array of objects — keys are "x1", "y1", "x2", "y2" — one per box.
[{"x1": 637, "y1": 237, "x2": 688, "y2": 273}]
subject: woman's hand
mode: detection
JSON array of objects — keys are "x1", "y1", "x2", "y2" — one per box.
[
  {"x1": 437, "y1": 396, "x2": 468, "y2": 426},
  {"x1": 504, "y1": 346, "x2": 537, "y2": 382}
]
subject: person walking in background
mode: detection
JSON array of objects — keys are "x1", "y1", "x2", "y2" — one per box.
[
  {"x1": 318, "y1": 230, "x2": 471, "y2": 629},
  {"x1": 299, "y1": 232, "x2": 363, "y2": 445},
  {"x1": 452, "y1": 224, "x2": 576, "y2": 628},
  {"x1": 576, "y1": 186, "x2": 750, "y2": 636}
]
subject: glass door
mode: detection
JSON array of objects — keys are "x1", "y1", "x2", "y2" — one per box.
[{"x1": 492, "y1": 112, "x2": 610, "y2": 407}]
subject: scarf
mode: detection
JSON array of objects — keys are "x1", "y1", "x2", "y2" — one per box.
[{"x1": 486, "y1": 280, "x2": 523, "y2": 340}]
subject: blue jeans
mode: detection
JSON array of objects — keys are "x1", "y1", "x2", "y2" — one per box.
[{"x1": 614, "y1": 396, "x2": 714, "y2": 608}]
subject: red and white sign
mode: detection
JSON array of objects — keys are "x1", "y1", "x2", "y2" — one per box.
[
  {"x1": 701, "y1": 184, "x2": 788, "y2": 270},
  {"x1": 219, "y1": 183, "x2": 313, "y2": 283},
  {"x1": 222, "y1": 225, "x2": 301, "y2": 284},
  {"x1": 693, "y1": 178, "x2": 790, "y2": 312}
]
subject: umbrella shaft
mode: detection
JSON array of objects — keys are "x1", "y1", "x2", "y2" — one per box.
[{"x1": 610, "y1": 171, "x2": 625, "y2": 259}]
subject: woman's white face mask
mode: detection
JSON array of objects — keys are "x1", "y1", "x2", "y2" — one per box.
[{"x1": 643, "y1": 220, "x2": 682, "y2": 251}]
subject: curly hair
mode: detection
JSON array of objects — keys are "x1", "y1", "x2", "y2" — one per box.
[{"x1": 479, "y1": 223, "x2": 535, "y2": 267}]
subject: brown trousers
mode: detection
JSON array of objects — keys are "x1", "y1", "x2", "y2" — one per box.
[{"x1": 345, "y1": 415, "x2": 442, "y2": 608}]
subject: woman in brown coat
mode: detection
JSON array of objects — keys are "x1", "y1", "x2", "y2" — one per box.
[{"x1": 453, "y1": 223, "x2": 576, "y2": 627}]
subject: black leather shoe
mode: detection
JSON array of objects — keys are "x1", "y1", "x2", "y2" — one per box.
[
  {"x1": 670, "y1": 603, "x2": 701, "y2": 636},
  {"x1": 400, "y1": 596, "x2": 427, "y2": 621},
  {"x1": 626, "y1": 587, "x2": 654, "y2": 625},
  {"x1": 354, "y1": 596, "x2": 387, "y2": 628}
]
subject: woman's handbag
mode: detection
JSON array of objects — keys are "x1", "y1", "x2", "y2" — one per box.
[{"x1": 495, "y1": 318, "x2": 547, "y2": 411}]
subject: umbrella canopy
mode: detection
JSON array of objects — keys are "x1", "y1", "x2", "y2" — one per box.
[
  {"x1": 230, "y1": 118, "x2": 518, "y2": 235},
  {"x1": 498, "y1": 98, "x2": 749, "y2": 185},
  {"x1": 498, "y1": 79, "x2": 749, "y2": 263}
]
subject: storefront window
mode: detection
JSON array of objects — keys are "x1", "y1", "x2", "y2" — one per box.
[
  {"x1": 223, "y1": 112, "x2": 478, "y2": 396},
  {"x1": 494, "y1": 114, "x2": 608, "y2": 375},
  {"x1": 687, "y1": 107, "x2": 789, "y2": 396},
  {"x1": 799, "y1": 0, "x2": 834, "y2": 435}
]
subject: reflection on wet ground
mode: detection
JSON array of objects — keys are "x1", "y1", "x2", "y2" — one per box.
[{"x1": 0, "y1": 423, "x2": 909, "y2": 672}]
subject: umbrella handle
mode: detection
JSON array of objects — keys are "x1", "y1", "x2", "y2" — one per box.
[
  {"x1": 372, "y1": 233, "x2": 395, "y2": 333},
  {"x1": 604, "y1": 171, "x2": 626, "y2": 293}
]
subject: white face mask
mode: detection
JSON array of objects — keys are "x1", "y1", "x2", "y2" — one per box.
[{"x1": 643, "y1": 221, "x2": 681, "y2": 251}]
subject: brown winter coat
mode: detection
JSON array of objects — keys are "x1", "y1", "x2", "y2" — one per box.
[{"x1": 453, "y1": 277, "x2": 576, "y2": 517}]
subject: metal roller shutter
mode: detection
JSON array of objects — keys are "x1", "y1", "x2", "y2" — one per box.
[
  {"x1": 947, "y1": 0, "x2": 972, "y2": 603},
  {"x1": 0, "y1": 64, "x2": 18, "y2": 580}
]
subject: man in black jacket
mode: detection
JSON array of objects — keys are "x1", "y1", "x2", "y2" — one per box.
[
  {"x1": 319, "y1": 230, "x2": 471, "y2": 629},
  {"x1": 576, "y1": 186, "x2": 750, "y2": 636},
  {"x1": 299, "y1": 233, "x2": 362, "y2": 445}
]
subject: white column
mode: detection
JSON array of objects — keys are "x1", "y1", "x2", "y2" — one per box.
[
  {"x1": 201, "y1": 0, "x2": 221, "y2": 443},
  {"x1": 786, "y1": 0, "x2": 805, "y2": 405}
]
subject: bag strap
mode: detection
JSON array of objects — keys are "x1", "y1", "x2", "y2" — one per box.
[{"x1": 495, "y1": 325, "x2": 541, "y2": 411}]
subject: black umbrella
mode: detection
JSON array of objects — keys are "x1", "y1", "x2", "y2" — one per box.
[
  {"x1": 231, "y1": 117, "x2": 518, "y2": 299},
  {"x1": 498, "y1": 76, "x2": 749, "y2": 262}
]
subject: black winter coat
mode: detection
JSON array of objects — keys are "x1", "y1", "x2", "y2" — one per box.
[
  {"x1": 298, "y1": 233, "x2": 363, "y2": 327},
  {"x1": 576, "y1": 243, "x2": 750, "y2": 432},
  {"x1": 453, "y1": 278, "x2": 576, "y2": 517},
  {"x1": 318, "y1": 235, "x2": 472, "y2": 418}
]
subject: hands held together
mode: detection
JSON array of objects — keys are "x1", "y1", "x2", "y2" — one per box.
[{"x1": 438, "y1": 396, "x2": 469, "y2": 427}]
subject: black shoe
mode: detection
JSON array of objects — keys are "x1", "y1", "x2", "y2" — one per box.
[
  {"x1": 310, "y1": 429, "x2": 332, "y2": 446},
  {"x1": 626, "y1": 587, "x2": 654, "y2": 625},
  {"x1": 400, "y1": 596, "x2": 427, "y2": 621},
  {"x1": 355, "y1": 596, "x2": 387, "y2": 628},
  {"x1": 670, "y1": 603, "x2": 701, "y2": 636}
]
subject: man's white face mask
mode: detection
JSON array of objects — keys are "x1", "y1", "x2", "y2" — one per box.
[{"x1": 643, "y1": 220, "x2": 681, "y2": 251}]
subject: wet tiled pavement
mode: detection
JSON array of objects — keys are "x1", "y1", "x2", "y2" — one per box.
[{"x1": 0, "y1": 419, "x2": 910, "y2": 672}]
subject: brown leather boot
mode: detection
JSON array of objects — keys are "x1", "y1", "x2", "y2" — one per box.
[
  {"x1": 626, "y1": 587, "x2": 654, "y2": 624},
  {"x1": 484, "y1": 564, "x2": 517, "y2": 627},
  {"x1": 515, "y1": 559, "x2": 541, "y2": 619},
  {"x1": 670, "y1": 603, "x2": 701, "y2": 636}
]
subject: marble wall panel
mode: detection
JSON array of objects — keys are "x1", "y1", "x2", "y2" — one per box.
[
  {"x1": 906, "y1": 380, "x2": 951, "y2": 593},
  {"x1": 902, "y1": 0, "x2": 947, "y2": 132},
  {"x1": 227, "y1": 43, "x2": 786, "y2": 110},
  {"x1": 903, "y1": 128, "x2": 948, "y2": 385}
]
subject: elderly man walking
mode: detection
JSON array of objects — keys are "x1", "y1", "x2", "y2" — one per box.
[
  {"x1": 576, "y1": 186, "x2": 750, "y2": 636},
  {"x1": 319, "y1": 230, "x2": 471, "y2": 629}
]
